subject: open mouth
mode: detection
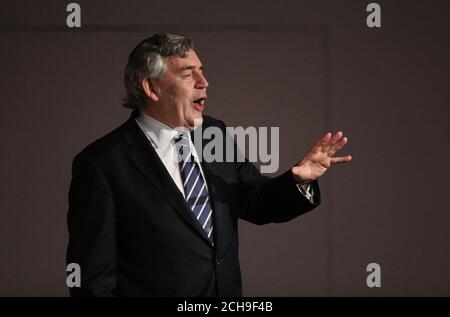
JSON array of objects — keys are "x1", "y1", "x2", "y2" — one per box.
[{"x1": 192, "y1": 97, "x2": 206, "y2": 111}]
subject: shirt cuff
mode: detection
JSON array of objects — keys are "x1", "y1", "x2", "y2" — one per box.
[{"x1": 296, "y1": 182, "x2": 314, "y2": 204}]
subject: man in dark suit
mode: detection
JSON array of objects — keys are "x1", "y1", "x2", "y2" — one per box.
[{"x1": 66, "y1": 33, "x2": 352, "y2": 296}]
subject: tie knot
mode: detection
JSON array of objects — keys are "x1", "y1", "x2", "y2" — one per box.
[
  {"x1": 174, "y1": 132, "x2": 188, "y2": 144},
  {"x1": 174, "y1": 133, "x2": 191, "y2": 161}
]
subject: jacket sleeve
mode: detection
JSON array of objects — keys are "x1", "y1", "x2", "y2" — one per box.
[
  {"x1": 66, "y1": 153, "x2": 117, "y2": 296},
  {"x1": 219, "y1": 121, "x2": 321, "y2": 225},
  {"x1": 236, "y1": 159, "x2": 321, "y2": 225}
]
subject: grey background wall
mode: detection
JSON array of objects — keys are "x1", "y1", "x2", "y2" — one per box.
[{"x1": 0, "y1": 0, "x2": 448, "y2": 296}]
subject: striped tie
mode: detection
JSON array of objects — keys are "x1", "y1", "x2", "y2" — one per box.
[{"x1": 174, "y1": 133, "x2": 214, "y2": 243}]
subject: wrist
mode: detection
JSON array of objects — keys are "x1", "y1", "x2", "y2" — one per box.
[{"x1": 290, "y1": 170, "x2": 311, "y2": 186}]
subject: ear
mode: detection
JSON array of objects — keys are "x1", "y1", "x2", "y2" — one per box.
[{"x1": 141, "y1": 77, "x2": 159, "y2": 103}]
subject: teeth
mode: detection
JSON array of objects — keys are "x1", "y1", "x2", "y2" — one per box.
[{"x1": 193, "y1": 98, "x2": 205, "y2": 105}]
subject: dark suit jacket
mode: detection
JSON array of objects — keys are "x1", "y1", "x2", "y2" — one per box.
[{"x1": 66, "y1": 110, "x2": 321, "y2": 297}]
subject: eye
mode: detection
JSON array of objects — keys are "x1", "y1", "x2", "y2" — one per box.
[{"x1": 183, "y1": 72, "x2": 192, "y2": 78}]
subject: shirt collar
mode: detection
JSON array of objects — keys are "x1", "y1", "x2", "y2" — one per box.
[{"x1": 135, "y1": 111, "x2": 190, "y2": 149}]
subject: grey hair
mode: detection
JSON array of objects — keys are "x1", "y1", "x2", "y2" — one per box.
[{"x1": 122, "y1": 33, "x2": 194, "y2": 110}]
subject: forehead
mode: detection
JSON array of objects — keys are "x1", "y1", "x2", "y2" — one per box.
[{"x1": 165, "y1": 50, "x2": 202, "y2": 70}]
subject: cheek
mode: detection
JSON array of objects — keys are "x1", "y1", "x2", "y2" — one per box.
[
  {"x1": 161, "y1": 79, "x2": 193, "y2": 108},
  {"x1": 171, "y1": 87, "x2": 191, "y2": 103}
]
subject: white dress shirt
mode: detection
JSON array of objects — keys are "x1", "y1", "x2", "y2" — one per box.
[
  {"x1": 134, "y1": 111, "x2": 208, "y2": 198},
  {"x1": 135, "y1": 111, "x2": 314, "y2": 203}
]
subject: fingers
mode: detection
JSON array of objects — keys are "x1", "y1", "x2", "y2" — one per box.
[
  {"x1": 314, "y1": 132, "x2": 332, "y2": 149},
  {"x1": 328, "y1": 136, "x2": 348, "y2": 156},
  {"x1": 331, "y1": 155, "x2": 352, "y2": 165},
  {"x1": 321, "y1": 131, "x2": 341, "y2": 151},
  {"x1": 312, "y1": 131, "x2": 349, "y2": 157},
  {"x1": 329, "y1": 131, "x2": 343, "y2": 146}
]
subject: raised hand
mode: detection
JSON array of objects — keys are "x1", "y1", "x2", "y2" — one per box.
[{"x1": 291, "y1": 131, "x2": 352, "y2": 183}]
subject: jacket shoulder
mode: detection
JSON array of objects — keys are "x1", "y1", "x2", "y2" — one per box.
[
  {"x1": 74, "y1": 118, "x2": 131, "y2": 164},
  {"x1": 74, "y1": 114, "x2": 226, "y2": 164}
]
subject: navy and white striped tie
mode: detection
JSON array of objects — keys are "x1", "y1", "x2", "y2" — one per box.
[{"x1": 174, "y1": 133, "x2": 214, "y2": 243}]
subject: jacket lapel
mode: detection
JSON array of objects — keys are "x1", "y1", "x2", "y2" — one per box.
[{"x1": 122, "y1": 113, "x2": 213, "y2": 246}]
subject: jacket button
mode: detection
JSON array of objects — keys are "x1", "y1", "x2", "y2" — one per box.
[{"x1": 215, "y1": 259, "x2": 220, "y2": 266}]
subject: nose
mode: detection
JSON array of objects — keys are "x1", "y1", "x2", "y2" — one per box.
[{"x1": 195, "y1": 72, "x2": 209, "y2": 89}]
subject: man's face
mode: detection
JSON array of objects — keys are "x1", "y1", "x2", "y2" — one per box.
[{"x1": 149, "y1": 49, "x2": 209, "y2": 130}]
